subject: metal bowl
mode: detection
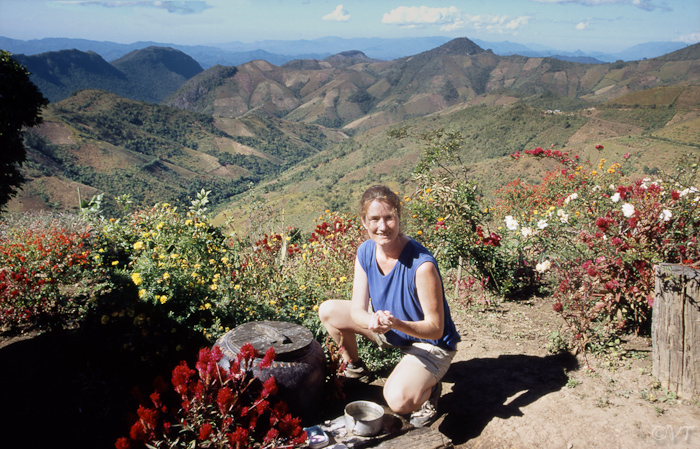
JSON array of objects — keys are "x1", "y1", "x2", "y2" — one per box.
[{"x1": 344, "y1": 400, "x2": 385, "y2": 436}]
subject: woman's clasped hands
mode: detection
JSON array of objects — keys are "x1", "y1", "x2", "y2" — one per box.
[{"x1": 369, "y1": 309, "x2": 394, "y2": 334}]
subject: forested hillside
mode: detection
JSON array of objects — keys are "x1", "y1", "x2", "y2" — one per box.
[{"x1": 15, "y1": 47, "x2": 203, "y2": 103}]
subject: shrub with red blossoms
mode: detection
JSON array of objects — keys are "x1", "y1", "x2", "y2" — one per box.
[
  {"x1": 116, "y1": 343, "x2": 306, "y2": 449},
  {"x1": 499, "y1": 146, "x2": 700, "y2": 352}
]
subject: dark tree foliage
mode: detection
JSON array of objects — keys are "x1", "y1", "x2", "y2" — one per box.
[{"x1": 0, "y1": 51, "x2": 49, "y2": 209}]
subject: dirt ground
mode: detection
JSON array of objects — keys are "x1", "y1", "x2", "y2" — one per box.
[
  {"x1": 1, "y1": 296, "x2": 698, "y2": 449},
  {"x1": 431, "y1": 297, "x2": 700, "y2": 449}
]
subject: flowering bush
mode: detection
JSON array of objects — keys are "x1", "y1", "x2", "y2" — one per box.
[
  {"x1": 402, "y1": 129, "x2": 535, "y2": 297},
  {"x1": 0, "y1": 214, "x2": 102, "y2": 332},
  {"x1": 115, "y1": 344, "x2": 306, "y2": 449},
  {"x1": 498, "y1": 146, "x2": 700, "y2": 349}
]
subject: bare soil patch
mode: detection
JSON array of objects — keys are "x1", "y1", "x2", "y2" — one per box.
[{"x1": 433, "y1": 297, "x2": 700, "y2": 449}]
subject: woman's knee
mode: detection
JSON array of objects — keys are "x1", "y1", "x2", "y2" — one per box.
[
  {"x1": 317, "y1": 299, "x2": 339, "y2": 323},
  {"x1": 383, "y1": 384, "x2": 415, "y2": 415}
]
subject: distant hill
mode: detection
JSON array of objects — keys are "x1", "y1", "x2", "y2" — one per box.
[
  {"x1": 14, "y1": 50, "x2": 131, "y2": 103},
  {"x1": 110, "y1": 47, "x2": 204, "y2": 103},
  {"x1": 164, "y1": 38, "x2": 700, "y2": 133},
  {"x1": 15, "y1": 47, "x2": 203, "y2": 103}
]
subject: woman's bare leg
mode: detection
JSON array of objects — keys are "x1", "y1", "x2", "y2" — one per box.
[
  {"x1": 318, "y1": 299, "x2": 376, "y2": 363},
  {"x1": 383, "y1": 355, "x2": 436, "y2": 414}
]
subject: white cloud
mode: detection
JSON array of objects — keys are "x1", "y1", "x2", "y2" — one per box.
[
  {"x1": 576, "y1": 21, "x2": 589, "y2": 30},
  {"x1": 677, "y1": 31, "x2": 700, "y2": 44},
  {"x1": 530, "y1": 0, "x2": 668, "y2": 12},
  {"x1": 322, "y1": 4, "x2": 350, "y2": 22},
  {"x1": 382, "y1": 6, "x2": 530, "y2": 34},
  {"x1": 52, "y1": 1, "x2": 212, "y2": 14}
]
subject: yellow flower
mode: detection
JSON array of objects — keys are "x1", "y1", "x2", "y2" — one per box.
[
  {"x1": 330, "y1": 277, "x2": 336, "y2": 283},
  {"x1": 191, "y1": 272, "x2": 199, "y2": 278},
  {"x1": 591, "y1": 170, "x2": 598, "y2": 176},
  {"x1": 194, "y1": 263, "x2": 201, "y2": 270},
  {"x1": 163, "y1": 272, "x2": 170, "y2": 280},
  {"x1": 292, "y1": 305, "x2": 298, "y2": 311},
  {"x1": 138, "y1": 289, "x2": 146, "y2": 298},
  {"x1": 133, "y1": 241, "x2": 144, "y2": 251},
  {"x1": 417, "y1": 230, "x2": 423, "y2": 235},
  {"x1": 157, "y1": 222, "x2": 165, "y2": 231},
  {"x1": 425, "y1": 188, "x2": 432, "y2": 193},
  {"x1": 111, "y1": 261, "x2": 119, "y2": 266},
  {"x1": 340, "y1": 276, "x2": 347, "y2": 282},
  {"x1": 299, "y1": 284, "x2": 307, "y2": 290},
  {"x1": 221, "y1": 257, "x2": 229, "y2": 264},
  {"x1": 204, "y1": 303, "x2": 211, "y2": 309},
  {"x1": 234, "y1": 284, "x2": 241, "y2": 290},
  {"x1": 159, "y1": 295, "x2": 168, "y2": 304},
  {"x1": 313, "y1": 305, "x2": 319, "y2": 311},
  {"x1": 171, "y1": 253, "x2": 179, "y2": 259},
  {"x1": 185, "y1": 219, "x2": 193, "y2": 226},
  {"x1": 131, "y1": 273, "x2": 143, "y2": 286}
]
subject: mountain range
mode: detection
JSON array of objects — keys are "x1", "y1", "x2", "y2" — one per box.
[
  {"x1": 8, "y1": 37, "x2": 700, "y2": 227},
  {"x1": 1, "y1": 35, "x2": 690, "y2": 69}
]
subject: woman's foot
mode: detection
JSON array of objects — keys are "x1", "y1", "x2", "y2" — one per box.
[{"x1": 409, "y1": 382, "x2": 441, "y2": 427}]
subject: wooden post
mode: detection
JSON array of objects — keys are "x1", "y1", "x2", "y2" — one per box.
[{"x1": 652, "y1": 263, "x2": 700, "y2": 400}]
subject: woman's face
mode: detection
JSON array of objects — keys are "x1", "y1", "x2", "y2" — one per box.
[{"x1": 362, "y1": 199, "x2": 400, "y2": 245}]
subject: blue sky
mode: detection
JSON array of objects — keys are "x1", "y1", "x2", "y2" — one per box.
[{"x1": 1, "y1": 0, "x2": 698, "y2": 52}]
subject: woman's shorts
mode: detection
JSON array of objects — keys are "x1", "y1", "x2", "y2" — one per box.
[{"x1": 371, "y1": 331, "x2": 456, "y2": 382}]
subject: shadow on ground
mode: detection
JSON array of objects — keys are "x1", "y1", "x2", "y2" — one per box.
[
  {"x1": 439, "y1": 353, "x2": 579, "y2": 445},
  {"x1": 0, "y1": 291, "x2": 209, "y2": 449}
]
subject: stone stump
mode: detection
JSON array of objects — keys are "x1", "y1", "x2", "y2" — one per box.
[{"x1": 652, "y1": 263, "x2": 700, "y2": 400}]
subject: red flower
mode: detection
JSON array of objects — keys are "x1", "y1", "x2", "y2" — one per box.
[
  {"x1": 552, "y1": 302, "x2": 563, "y2": 313},
  {"x1": 216, "y1": 387, "x2": 236, "y2": 414},
  {"x1": 259, "y1": 346, "x2": 275, "y2": 369},
  {"x1": 198, "y1": 423, "x2": 214, "y2": 441},
  {"x1": 172, "y1": 361, "x2": 195, "y2": 395},
  {"x1": 228, "y1": 426, "x2": 249, "y2": 445},
  {"x1": 671, "y1": 190, "x2": 680, "y2": 200},
  {"x1": 595, "y1": 144, "x2": 604, "y2": 150},
  {"x1": 129, "y1": 421, "x2": 147, "y2": 441},
  {"x1": 261, "y1": 376, "x2": 278, "y2": 398},
  {"x1": 114, "y1": 437, "x2": 131, "y2": 449}
]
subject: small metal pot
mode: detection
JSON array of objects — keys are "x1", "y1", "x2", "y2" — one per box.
[{"x1": 344, "y1": 400, "x2": 385, "y2": 437}]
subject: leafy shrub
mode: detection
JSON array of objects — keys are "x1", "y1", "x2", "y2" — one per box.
[
  {"x1": 0, "y1": 213, "x2": 103, "y2": 332},
  {"x1": 498, "y1": 147, "x2": 700, "y2": 352}
]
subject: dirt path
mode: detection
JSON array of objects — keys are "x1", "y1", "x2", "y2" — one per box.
[{"x1": 433, "y1": 297, "x2": 700, "y2": 449}]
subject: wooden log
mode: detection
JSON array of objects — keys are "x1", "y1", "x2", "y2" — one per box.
[
  {"x1": 653, "y1": 263, "x2": 700, "y2": 400},
  {"x1": 368, "y1": 427, "x2": 453, "y2": 449}
]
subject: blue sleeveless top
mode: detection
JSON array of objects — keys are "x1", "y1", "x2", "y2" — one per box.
[{"x1": 357, "y1": 238, "x2": 460, "y2": 350}]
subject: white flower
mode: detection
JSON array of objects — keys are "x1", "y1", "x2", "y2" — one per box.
[
  {"x1": 611, "y1": 192, "x2": 621, "y2": 203},
  {"x1": 521, "y1": 227, "x2": 534, "y2": 238},
  {"x1": 659, "y1": 209, "x2": 672, "y2": 222},
  {"x1": 592, "y1": 185, "x2": 602, "y2": 192},
  {"x1": 564, "y1": 193, "x2": 578, "y2": 205},
  {"x1": 557, "y1": 209, "x2": 569, "y2": 223},
  {"x1": 680, "y1": 187, "x2": 699, "y2": 197},
  {"x1": 536, "y1": 260, "x2": 551, "y2": 274},
  {"x1": 537, "y1": 219, "x2": 548, "y2": 229},
  {"x1": 504, "y1": 215, "x2": 519, "y2": 231},
  {"x1": 622, "y1": 203, "x2": 635, "y2": 218}
]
